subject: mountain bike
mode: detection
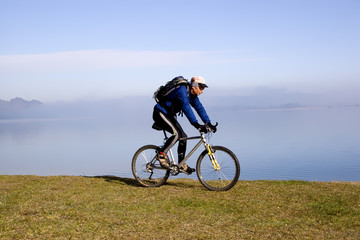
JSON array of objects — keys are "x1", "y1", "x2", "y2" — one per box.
[{"x1": 131, "y1": 123, "x2": 240, "y2": 191}]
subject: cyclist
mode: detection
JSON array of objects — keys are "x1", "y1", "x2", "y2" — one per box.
[{"x1": 152, "y1": 76, "x2": 217, "y2": 174}]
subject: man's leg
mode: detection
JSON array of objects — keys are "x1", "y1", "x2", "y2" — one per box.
[
  {"x1": 153, "y1": 109, "x2": 194, "y2": 174},
  {"x1": 170, "y1": 119, "x2": 195, "y2": 174},
  {"x1": 153, "y1": 110, "x2": 180, "y2": 154},
  {"x1": 171, "y1": 120, "x2": 187, "y2": 164}
]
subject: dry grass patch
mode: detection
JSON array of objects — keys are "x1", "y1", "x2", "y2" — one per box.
[{"x1": 0, "y1": 176, "x2": 359, "y2": 239}]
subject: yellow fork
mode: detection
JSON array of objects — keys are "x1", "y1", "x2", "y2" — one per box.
[{"x1": 206, "y1": 144, "x2": 220, "y2": 171}]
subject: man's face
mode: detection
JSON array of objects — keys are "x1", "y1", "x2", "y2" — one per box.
[{"x1": 191, "y1": 86, "x2": 204, "y2": 96}]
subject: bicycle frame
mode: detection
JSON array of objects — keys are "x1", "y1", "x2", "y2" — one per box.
[
  {"x1": 174, "y1": 135, "x2": 204, "y2": 168},
  {"x1": 154, "y1": 131, "x2": 219, "y2": 174}
]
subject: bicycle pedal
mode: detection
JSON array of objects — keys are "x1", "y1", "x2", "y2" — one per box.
[{"x1": 180, "y1": 167, "x2": 195, "y2": 175}]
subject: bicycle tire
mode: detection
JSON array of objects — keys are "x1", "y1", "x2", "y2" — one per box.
[
  {"x1": 196, "y1": 146, "x2": 240, "y2": 191},
  {"x1": 132, "y1": 145, "x2": 170, "y2": 187}
]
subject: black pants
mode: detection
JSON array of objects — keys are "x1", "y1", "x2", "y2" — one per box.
[{"x1": 153, "y1": 109, "x2": 187, "y2": 163}]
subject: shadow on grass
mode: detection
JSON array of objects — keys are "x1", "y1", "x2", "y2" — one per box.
[
  {"x1": 84, "y1": 176, "x2": 201, "y2": 190},
  {"x1": 163, "y1": 178, "x2": 205, "y2": 190},
  {"x1": 85, "y1": 175, "x2": 140, "y2": 187}
]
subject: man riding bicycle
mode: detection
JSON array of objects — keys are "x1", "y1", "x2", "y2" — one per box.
[{"x1": 152, "y1": 76, "x2": 217, "y2": 174}]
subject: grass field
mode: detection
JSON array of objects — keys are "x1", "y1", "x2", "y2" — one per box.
[{"x1": 0, "y1": 175, "x2": 359, "y2": 239}]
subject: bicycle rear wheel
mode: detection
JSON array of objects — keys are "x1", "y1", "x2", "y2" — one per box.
[
  {"x1": 132, "y1": 145, "x2": 170, "y2": 187},
  {"x1": 196, "y1": 146, "x2": 240, "y2": 191}
]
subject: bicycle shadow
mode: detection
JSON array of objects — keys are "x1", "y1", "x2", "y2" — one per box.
[
  {"x1": 163, "y1": 179, "x2": 203, "y2": 189},
  {"x1": 85, "y1": 176, "x2": 202, "y2": 189},
  {"x1": 85, "y1": 175, "x2": 140, "y2": 187}
]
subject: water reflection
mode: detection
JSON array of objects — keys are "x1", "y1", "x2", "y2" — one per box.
[{"x1": 0, "y1": 108, "x2": 359, "y2": 181}]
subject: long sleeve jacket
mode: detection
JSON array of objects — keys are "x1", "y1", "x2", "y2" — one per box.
[{"x1": 154, "y1": 85, "x2": 210, "y2": 126}]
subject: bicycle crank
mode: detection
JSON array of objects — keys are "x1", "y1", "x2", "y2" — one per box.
[{"x1": 170, "y1": 165, "x2": 180, "y2": 176}]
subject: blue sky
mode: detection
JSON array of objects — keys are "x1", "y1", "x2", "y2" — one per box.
[{"x1": 0, "y1": 0, "x2": 359, "y2": 102}]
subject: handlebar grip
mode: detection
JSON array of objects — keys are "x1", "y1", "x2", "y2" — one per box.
[
  {"x1": 206, "y1": 122, "x2": 219, "y2": 133},
  {"x1": 198, "y1": 122, "x2": 219, "y2": 133}
]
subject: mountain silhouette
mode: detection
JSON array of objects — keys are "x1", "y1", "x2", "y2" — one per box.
[{"x1": 0, "y1": 98, "x2": 43, "y2": 119}]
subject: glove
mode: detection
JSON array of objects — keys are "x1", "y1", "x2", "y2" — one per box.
[
  {"x1": 206, "y1": 122, "x2": 217, "y2": 133},
  {"x1": 193, "y1": 122, "x2": 208, "y2": 133}
]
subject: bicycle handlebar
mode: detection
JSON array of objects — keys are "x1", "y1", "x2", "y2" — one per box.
[{"x1": 200, "y1": 122, "x2": 218, "y2": 133}]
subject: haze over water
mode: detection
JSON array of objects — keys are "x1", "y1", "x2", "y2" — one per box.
[{"x1": 1, "y1": 97, "x2": 359, "y2": 182}]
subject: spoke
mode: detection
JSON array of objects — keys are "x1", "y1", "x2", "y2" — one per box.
[
  {"x1": 197, "y1": 146, "x2": 239, "y2": 191},
  {"x1": 141, "y1": 152, "x2": 149, "y2": 163},
  {"x1": 132, "y1": 145, "x2": 169, "y2": 187}
]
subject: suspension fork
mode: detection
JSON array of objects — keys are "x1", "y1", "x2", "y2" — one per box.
[{"x1": 205, "y1": 142, "x2": 221, "y2": 171}]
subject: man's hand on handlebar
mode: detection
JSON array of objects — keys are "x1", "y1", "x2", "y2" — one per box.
[
  {"x1": 206, "y1": 122, "x2": 217, "y2": 133},
  {"x1": 194, "y1": 122, "x2": 218, "y2": 133}
]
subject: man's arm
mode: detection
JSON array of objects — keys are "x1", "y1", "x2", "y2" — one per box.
[
  {"x1": 175, "y1": 86, "x2": 199, "y2": 126},
  {"x1": 191, "y1": 96, "x2": 210, "y2": 124}
]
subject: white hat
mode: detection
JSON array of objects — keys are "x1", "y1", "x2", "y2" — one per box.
[{"x1": 191, "y1": 76, "x2": 208, "y2": 88}]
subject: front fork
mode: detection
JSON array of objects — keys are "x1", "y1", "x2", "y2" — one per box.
[{"x1": 206, "y1": 143, "x2": 220, "y2": 171}]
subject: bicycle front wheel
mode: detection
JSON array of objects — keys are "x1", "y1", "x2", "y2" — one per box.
[
  {"x1": 196, "y1": 146, "x2": 240, "y2": 191},
  {"x1": 132, "y1": 145, "x2": 170, "y2": 187}
]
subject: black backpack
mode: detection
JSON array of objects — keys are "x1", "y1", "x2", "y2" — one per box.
[{"x1": 153, "y1": 76, "x2": 189, "y2": 104}]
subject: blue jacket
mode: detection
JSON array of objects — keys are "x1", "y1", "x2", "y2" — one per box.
[{"x1": 154, "y1": 85, "x2": 210, "y2": 126}]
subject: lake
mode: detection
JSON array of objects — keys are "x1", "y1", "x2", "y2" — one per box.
[{"x1": 0, "y1": 107, "x2": 359, "y2": 181}]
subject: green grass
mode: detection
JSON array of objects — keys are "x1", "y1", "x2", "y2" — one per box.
[{"x1": 0, "y1": 176, "x2": 359, "y2": 239}]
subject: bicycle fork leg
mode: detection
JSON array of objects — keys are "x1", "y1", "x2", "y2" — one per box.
[{"x1": 206, "y1": 144, "x2": 220, "y2": 171}]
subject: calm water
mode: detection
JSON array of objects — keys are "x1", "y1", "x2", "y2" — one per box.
[{"x1": 0, "y1": 108, "x2": 359, "y2": 181}]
